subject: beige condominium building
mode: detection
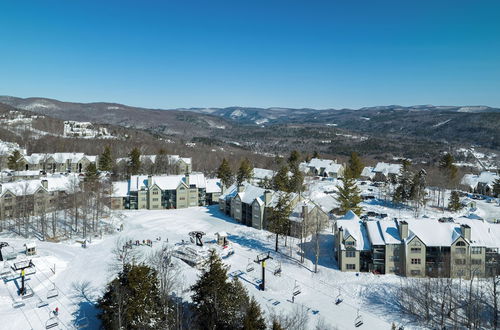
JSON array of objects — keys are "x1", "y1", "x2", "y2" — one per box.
[
  {"x1": 334, "y1": 212, "x2": 500, "y2": 279},
  {"x1": 110, "y1": 173, "x2": 221, "y2": 210}
]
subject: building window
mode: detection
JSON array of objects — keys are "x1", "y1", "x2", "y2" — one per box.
[
  {"x1": 346, "y1": 264, "x2": 356, "y2": 270},
  {"x1": 346, "y1": 251, "x2": 356, "y2": 258},
  {"x1": 152, "y1": 190, "x2": 159, "y2": 195},
  {"x1": 345, "y1": 241, "x2": 355, "y2": 247},
  {"x1": 456, "y1": 248, "x2": 466, "y2": 254},
  {"x1": 410, "y1": 270, "x2": 421, "y2": 276},
  {"x1": 455, "y1": 259, "x2": 466, "y2": 265},
  {"x1": 152, "y1": 198, "x2": 159, "y2": 202},
  {"x1": 471, "y1": 247, "x2": 481, "y2": 254},
  {"x1": 411, "y1": 258, "x2": 421, "y2": 265},
  {"x1": 179, "y1": 197, "x2": 185, "y2": 201},
  {"x1": 413, "y1": 241, "x2": 421, "y2": 246},
  {"x1": 456, "y1": 241, "x2": 466, "y2": 246},
  {"x1": 471, "y1": 259, "x2": 482, "y2": 265},
  {"x1": 410, "y1": 248, "x2": 421, "y2": 253}
]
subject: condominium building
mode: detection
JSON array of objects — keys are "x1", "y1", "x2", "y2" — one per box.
[
  {"x1": 334, "y1": 212, "x2": 500, "y2": 279},
  {"x1": 110, "y1": 173, "x2": 221, "y2": 210}
]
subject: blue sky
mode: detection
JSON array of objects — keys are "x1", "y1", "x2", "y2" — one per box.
[{"x1": 1, "y1": 1, "x2": 499, "y2": 109}]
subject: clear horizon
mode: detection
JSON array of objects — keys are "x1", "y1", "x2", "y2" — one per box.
[{"x1": 1, "y1": 1, "x2": 499, "y2": 109}]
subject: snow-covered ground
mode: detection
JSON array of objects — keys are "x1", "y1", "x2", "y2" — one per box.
[
  {"x1": 0, "y1": 206, "x2": 405, "y2": 330},
  {"x1": 1, "y1": 183, "x2": 498, "y2": 330}
]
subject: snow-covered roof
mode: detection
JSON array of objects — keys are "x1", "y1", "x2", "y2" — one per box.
[
  {"x1": 337, "y1": 211, "x2": 371, "y2": 251},
  {"x1": 11, "y1": 170, "x2": 40, "y2": 176},
  {"x1": 129, "y1": 173, "x2": 207, "y2": 192},
  {"x1": 461, "y1": 171, "x2": 499, "y2": 189},
  {"x1": 112, "y1": 181, "x2": 129, "y2": 197},
  {"x1": 366, "y1": 220, "x2": 402, "y2": 246},
  {"x1": 252, "y1": 168, "x2": 275, "y2": 180},
  {"x1": 237, "y1": 184, "x2": 267, "y2": 204},
  {"x1": 372, "y1": 162, "x2": 402, "y2": 175},
  {"x1": 360, "y1": 166, "x2": 375, "y2": 179},
  {"x1": 0, "y1": 174, "x2": 76, "y2": 196},
  {"x1": 300, "y1": 158, "x2": 343, "y2": 175},
  {"x1": 454, "y1": 218, "x2": 500, "y2": 248},
  {"x1": 23, "y1": 152, "x2": 97, "y2": 165},
  {"x1": 206, "y1": 178, "x2": 221, "y2": 194},
  {"x1": 289, "y1": 200, "x2": 316, "y2": 223}
]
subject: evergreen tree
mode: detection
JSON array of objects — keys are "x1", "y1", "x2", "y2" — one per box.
[
  {"x1": 273, "y1": 165, "x2": 290, "y2": 192},
  {"x1": 347, "y1": 152, "x2": 364, "y2": 179},
  {"x1": 288, "y1": 150, "x2": 301, "y2": 166},
  {"x1": 128, "y1": 148, "x2": 141, "y2": 175},
  {"x1": 98, "y1": 264, "x2": 165, "y2": 330},
  {"x1": 393, "y1": 160, "x2": 413, "y2": 204},
  {"x1": 448, "y1": 191, "x2": 462, "y2": 211},
  {"x1": 312, "y1": 150, "x2": 320, "y2": 158},
  {"x1": 7, "y1": 149, "x2": 23, "y2": 171},
  {"x1": 336, "y1": 168, "x2": 362, "y2": 215},
  {"x1": 268, "y1": 194, "x2": 292, "y2": 251},
  {"x1": 191, "y1": 250, "x2": 251, "y2": 330},
  {"x1": 99, "y1": 146, "x2": 114, "y2": 172},
  {"x1": 410, "y1": 169, "x2": 427, "y2": 211},
  {"x1": 85, "y1": 162, "x2": 99, "y2": 182},
  {"x1": 236, "y1": 158, "x2": 253, "y2": 186},
  {"x1": 242, "y1": 297, "x2": 267, "y2": 330},
  {"x1": 217, "y1": 158, "x2": 234, "y2": 188},
  {"x1": 439, "y1": 153, "x2": 458, "y2": 185}
]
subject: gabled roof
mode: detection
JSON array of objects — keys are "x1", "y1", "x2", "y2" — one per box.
[
  {"x1": 129, "y1": 173, "x2": 207, "y2": 192},
  {"x1": 366, "y1": 220, "x2": 402, "y2": 245},
  {"x1": 300, "y1": 158, "x2": 343, "y2": 174},
  {"x1": 372, "y1": 162, "x2": 402, "y2": 175},
  {"x1": 111, "y1": 181, "x2": 129, "y2": 197},
  {"x1": 206, "y1": 178, "x2": 221, "y2": 194},
  {"x1": 461, "y1": 171, "x2": 499, "y2": 189},
  {"x1": 337, "y1": 211, "x2": 371, "y2": 251}
]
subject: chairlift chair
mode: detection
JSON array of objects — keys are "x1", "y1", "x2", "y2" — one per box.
[
  {"x1": 354, "y1": 310, "x2": 363, "y2": 327},
  {"x1": 246, "y1": 258, "x2": 255, "y2": 272},
  {"x1": 272, "y1": 261, "x2": 282, "y2": 276},
  {"x1": 21, "y1": 286, "x2": 34, "y2": 299},
  {"x1": 37, "y1": 299, "x2": 49, "y2": 308},
  {"x1": 292, "y1": 281, "x2": 301, "y2": 296},
  {"x1": 12, "y1": 300, "x2": 25, "y2": 308},
  {"x1": 45, "y1": 316, "x2": 59, "y2": 329},
  {"x1": 335, "y1": 288, "x2": 343, "y2": 305},
  {"x1": 47, "y1": 283, "x2": 59, "y2": 299}
]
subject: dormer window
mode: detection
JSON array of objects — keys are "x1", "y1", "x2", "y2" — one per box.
[{"x1": 456, "y1": 241, "x2": 466, "y2": 246}]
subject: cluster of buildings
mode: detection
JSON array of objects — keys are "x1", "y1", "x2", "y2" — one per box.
[
  {"x1": 299, "y1": 158, "x2": 344, "y2": 178},
  {"x1": 20, "y1": 152, "x2": 98, "y2": 173},
  {"x1": 218, "y1": 181, "x2": 329, "y2": 236},
  {"x1": 461, "y1": 171, "x2": 499, "y2": 196},
  {"x1": 111, "y1": 173, "x2": 221, "y2": 210},
  {"x1": 115, "y1": 154, "x2": 192, "y2": 175},
  {"x1": 334, "y1": 211, "x2": 500, "y2": 278},
  {"x1": 0, "y1": 174, "x2": 78, "y2": 220},
  {"x1": 63, "y1": 120, "x2": 111, "y2": 138}
]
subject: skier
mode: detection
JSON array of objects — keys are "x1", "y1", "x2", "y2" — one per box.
[{"x1": 54, "y1": 307, "x2": 59, "y2": 316}]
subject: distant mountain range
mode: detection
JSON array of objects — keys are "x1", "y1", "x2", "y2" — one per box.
[{"x1": 1, "y1": 96, "x2": 499, "y2": 152}]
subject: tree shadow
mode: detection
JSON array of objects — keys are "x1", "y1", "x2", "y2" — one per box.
[
  {"x1": 70, "y1": 280, "x2": 100, "y2": 329},
  {"x1": 297, "y1": 233, "x2": 338, "y2": 270}
]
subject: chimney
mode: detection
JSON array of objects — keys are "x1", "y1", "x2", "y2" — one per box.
[
  {"x1": 185, "y1": 173, "x2": 190, "y2": 187},
  {"x1": 41, "y1": 180, "x2": 48, "y2": 190},
  {"x1": 264, "y1": 190, "x2": 272, "y2": 205},
  {"x1": 338, "y1": 227, "x2": 344, "y2": 242},
  {"x1": 461, "y1": 224, "x2": 471, "y2": 241},
  {"x1": 302, "y1": 204, "x2": 309, "y2": 221},
  {"x1": 147, "y1": 175, "x2": 153, "y2": 188},
  {"x1": 238, "y1": 185, "x2": 245, "y2": 193},
  {"x1": 399, "y1": 221, "x2": 408, "y2": 240}
]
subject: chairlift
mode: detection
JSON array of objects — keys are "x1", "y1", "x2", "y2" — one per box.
[
  {"x1": 292, "y1": 281, "x2": 301, "y2": 296},
  {"x1": 246, "y1": 258, "x2": 255, "y2": 272},
  {"x1": 12, "y1": 300, "x2": 25, "y2": 308},
  {"x1": 271, "y1": 261, "x2": 282, "y2": 276},
  {"x1": 354, "y1": 310, "x2": 363, "y2": 327},
  {"x1": 335, "y1": 288, "x2": 343, "y2": 305},
  {"x1": 47, "y1": 283, "x2": 59, "y2": 299},
  {"x1": 45, "y1": 316, "x2": 59, "y2": 329},
  {"x1": 37, "y1": 299, "x2": 49, "y2": 308},
  {"x1": 21, "y1": 286, "x2": 34, "y2": 299}
]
